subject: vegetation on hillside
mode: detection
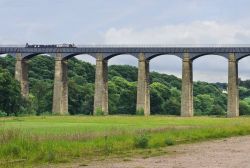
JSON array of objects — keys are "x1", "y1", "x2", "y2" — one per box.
[{"x1": 1, "y1": 55, "x2": 250, "y2": 116}]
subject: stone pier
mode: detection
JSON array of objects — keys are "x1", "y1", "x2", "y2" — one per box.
[
  {"x1": 15, "y1": 53, "x2": 29, "y2": 98},
  {"x1": 227, "y1": 53, "x2": 239, "y2": 117},
  {"x1": 181, "y1": 53, "x2": 193, "y2": 117},
  {"x1": 52, "y1": 54, "x2": 68, "y2": 115},
  {"x1": 136, "y1": 53, "x2": 150, "y2": 116},
  {"x1": 93, "y1": 54, "x2": 108, "y2": 115}
]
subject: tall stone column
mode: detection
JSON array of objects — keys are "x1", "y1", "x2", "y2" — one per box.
[
  {"x1": 52, "y1": 54, "x2": 68, "y2": 115},
  {"x1": 136, "y1": 53, "x2": 150, "y2": 116},
  {"x1": 93, "y1": 55, "x2": 108, "y2": 115},
  {"x1": 15, "y1": 53, "x2": 29, "y2": 98},
  {"x1": 181, "y1": 53, "x2": 193, "y2": 117},
  {"x1": 227, "y1": 53, "x2": 239, "y2": 117}
]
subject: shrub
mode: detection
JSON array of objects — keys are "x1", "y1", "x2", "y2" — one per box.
[
  {"x1": 0, "y1": 110, "x2": 7, "y2": 117},
  {"x1": 211, "y1": 104, "x2": 226, "y2": 116},
  {"x1": 136, "y1": 108, "x2": 144, "y2": 116},
  {"x1": 103, "y1": 136, "x2": 113, "y2": 155},
  {"x1": 134, "y1": 134, "x2": 149, "y2": 148},
  {"x1": 46, "y1": 150, "x2": 56, "y2": 162},
  {"x1": 95, "y1": 108, "x2": 105, "y2": 116},
  {"x1": 4, "y1": 144, "x2": 21, "y2": 157},
  {"x1": 165, "y1": 138, "x2": 175, "y2": 146},
  {"x1": 240, "y1": 100, "x2": 250, "y2": 115}
]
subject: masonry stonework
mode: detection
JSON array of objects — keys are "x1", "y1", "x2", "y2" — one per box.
[
  {"x1": 15, "y1": 53, "x2": 29, "y2": 98},
  {"x1": 52, "y1": 54, "x2": 68, "y2": 115},
  {"x1": 136, "y1": 53, "x2": 150, "y2": 116},
  {"x1": 93, "y1": 54, "x2": 108, "y2": 115},
  {"x1": 227, "y1": 53, "x2": 239, "y2": 117},
  {"x1": 181, "y1": 53, "x2": 193, "y2": 117}
]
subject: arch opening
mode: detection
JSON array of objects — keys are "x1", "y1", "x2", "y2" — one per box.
[
  {"x1": 193, "y1": 55, "x2": 228, "y2": 116},
  {"x1": 64, "y1": 53, "x2": 96, "y2": 60},
  {"x1": 105, "y1": 53, "x2": 138, "y2": 60},
  {"x1": 237, "y1": 54, "x2": 250, "y2": 61},
  {"x1": 67, "y1": 54, "x2": 96, "y2": 115},
  {"x1": 108, "y1": 54, "x2": 138, "y2": 115},
  {"x1": 0, "y1": 54, "x2": 8, "y2": 57},
  {"x1": 150, "y1": 54, "x2": 182, "y2": 115},
  {"x1": 27, "y1": 54, "x2": 55, "y2": 115},
  {"x1": 238, "y1": 56, "x2": 250, "y2": 116},
  {"x1": 191, "y1": 53, "x2": 228, "y2": 61},
  {"x1": 23, "y1": 53, "x2": 53, "y2": 60},
  {"x1": 148, "y1": 53, "x2": 182, "y2": 60}
]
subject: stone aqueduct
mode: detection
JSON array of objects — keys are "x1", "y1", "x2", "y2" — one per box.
[{"x1": 1, "y1": 45, "x2": 249, "y2": 117}]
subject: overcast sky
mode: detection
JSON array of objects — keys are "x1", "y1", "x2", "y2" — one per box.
[{"x1": 1, "y1": 0, "x2": 250, "y2": 82}]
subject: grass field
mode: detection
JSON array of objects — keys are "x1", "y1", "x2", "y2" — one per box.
[{"x1": 1, "y1": 116, "x2": 250, "y2": 167}]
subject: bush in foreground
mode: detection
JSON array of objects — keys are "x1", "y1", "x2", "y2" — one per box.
[{"x1": 134, "y1": 134, "x2": 150, "y2": 148}]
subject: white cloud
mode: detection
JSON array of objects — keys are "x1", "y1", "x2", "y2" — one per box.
[
  {"x1": 103, "y1": 21, "x2": 250, "y2": 82},
  {"x1": 108, "y1": 54, "x2": 138, "y2": 66},
  {"x1": 75, "y1": 55, "x2": 96, "y2": 65},
  {"x1": 104, "y1": 21, "x2": 250, "y2": 44}
]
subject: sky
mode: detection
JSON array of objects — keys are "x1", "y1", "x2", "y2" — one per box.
[{"x1": 1, "y1": 0, "x2": 250, "y2": 82}]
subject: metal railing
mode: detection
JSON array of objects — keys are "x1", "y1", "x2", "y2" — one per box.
[
  {"x1": 76, "y1": 44, "x2": 250, "y2": 48},
  {"x1": 1, "y1": 44, "x2": 250, "y2": 48}
]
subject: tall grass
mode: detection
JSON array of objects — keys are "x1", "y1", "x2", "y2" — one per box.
[{"x1": 1, "y1": 116, "x2": 250, "y2": 167}]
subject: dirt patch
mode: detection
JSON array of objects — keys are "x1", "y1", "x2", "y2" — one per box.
[{"x1": 78, "y1": 135, "x2": 250, "y2": 168}]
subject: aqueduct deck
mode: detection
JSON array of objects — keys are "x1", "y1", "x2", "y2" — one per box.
[{"x1": 1, "y1": 45, "x2": 248, "y2": 117}]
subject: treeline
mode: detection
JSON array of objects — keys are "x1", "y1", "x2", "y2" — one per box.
[{"x1": 0, "y1": 55, "x2": 250, "y2": 116}]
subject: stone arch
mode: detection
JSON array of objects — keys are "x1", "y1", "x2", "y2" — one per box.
[
  {"x1": 237, "y1": 54, "x2": 250, "y2": 61},
  {"x1": 104, "y1": 53, "x2": 138, "y2": 60},
  {"x1": 63, "y1": 53, "x2": 96, "y2": 60},
  {"x1": 22, "y1": 53, "x2": 54, "y2": 60},
  {"x1": 107, "y1": 53, "x2": 138, "y2": 66},
  {"x1": 147, "y1": 53, "x2": 183, "y2": 60},
  {"x1": 238, "y1": 55, "x2": 250, "y2": 88},
  {"x1": 191, "y1": 53, "x2": 228, "y2": 61}
]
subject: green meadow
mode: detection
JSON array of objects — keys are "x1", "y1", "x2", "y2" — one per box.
[{"x1": 1, "y1": 116, "x2": 250, "y2": 167}]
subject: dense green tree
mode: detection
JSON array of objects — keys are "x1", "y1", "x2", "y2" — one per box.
[
  {"x1": 239, "y1": 101, "x2": 250, "y2": 115},
  {"x1": 150, "y1": 83, "x2": 166, "y2": 114},
  {"x1": 194, "y1": 81, "x2": 227, "y2": 114},
  {"x1": 150, "y1": 72, "x2": 181, "y2": 90},
  {"x1": 150, "y1": 82, "x2": 172, "y2": 114},
  {"x1": 0, "y1": 55, "x2": 16, "y2": 76},
  {"x1": 0, "y1": 68, "x2": 22, "y2": 116},
  {"x1": 28, "y1": 56, "x2": 55, "y2": 80},
  {"x1": 239, "y1": 79, "x2": 250, "y2": 89},
  {"x1": 239, "y1": 98, "x2": 250, "y2": 115},
  {"x1": 29, "y1": 79, "x2": 53, "y2": 115},
  {"x1": 27, "y1": 56, "x2": 55, "y2": 115},
  {"x1": 68, "y1": 58, "x2": 95, "y2": 83},
  {"x1": 163, "y1": 88, "x2": 181, "y2": 115},
  {"x1": 68, "y1": 80, "x2": 94, "y2": 115},
  {"x1": 108, "y1": 80, "x2": 120, "y2": 114},
  {"x1": 109, "y1": 65, "x2": 138, "y2": 82},
  {"x1": 239, "y1": 86, "x2": 250, "y2": 99},
  {"x1": 211, "y1": 104, "x2": 226, "y2": 116},
  {"x1": 194, "y1": 94, "x2": 214, "y2": 115},
  {"x1": 108, "y1": 76, "x2": 137, "y2": 114}
]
